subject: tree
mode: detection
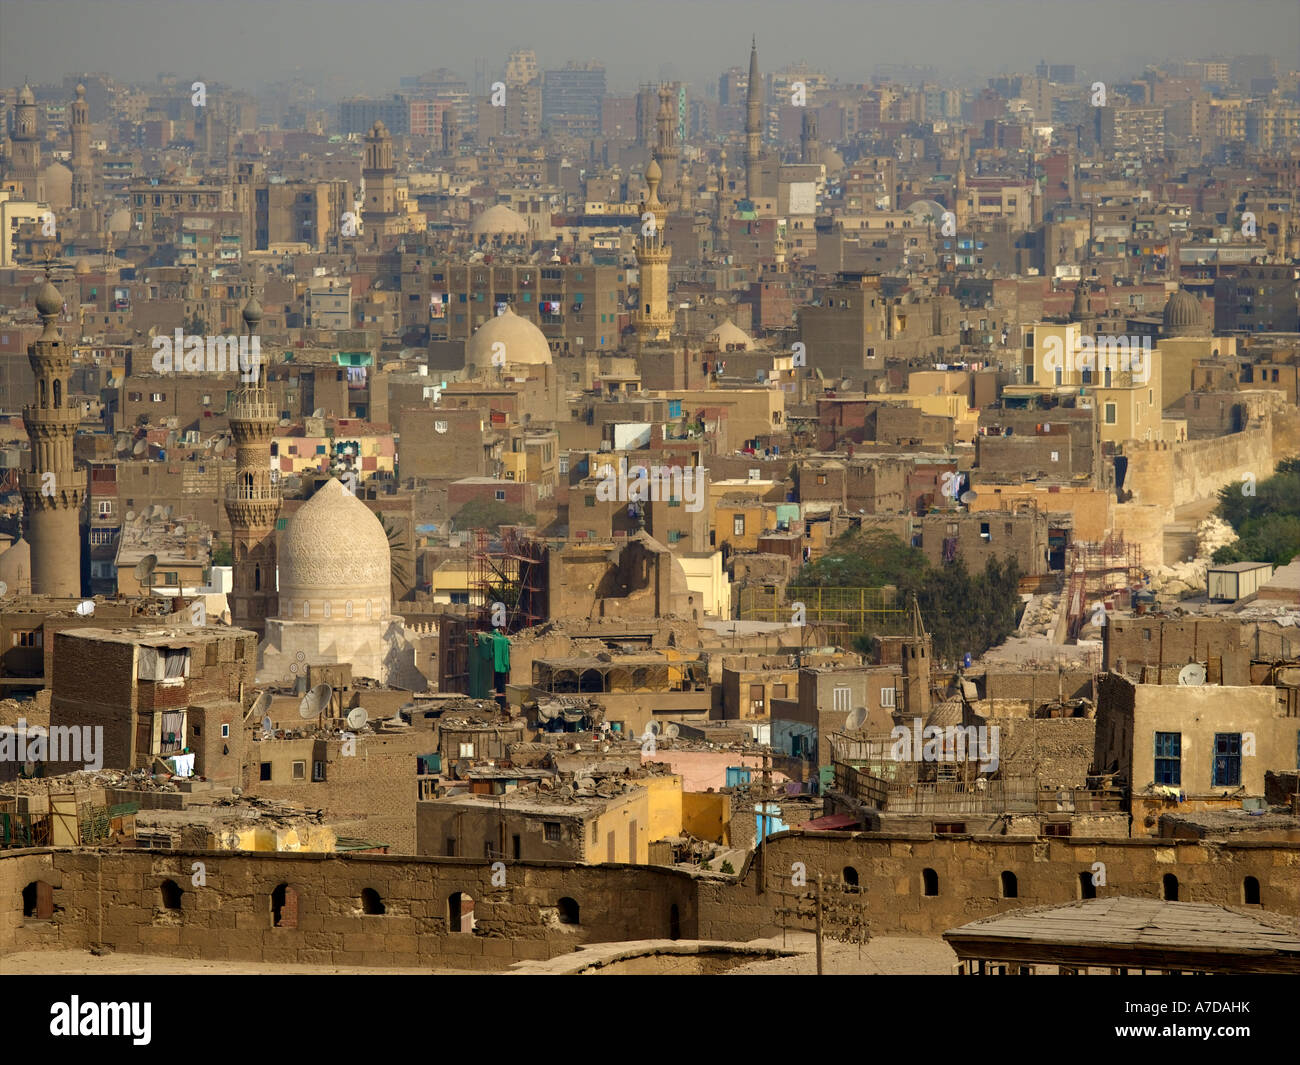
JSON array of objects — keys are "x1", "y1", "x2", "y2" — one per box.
[
  {"x1": 211, "y1": 542, "x2": 233, "y2": 567},
  {"x1": 381, "y1": 516, "x2": 413, "y2": 599},
  {"x1": 1214, "y1": 458, "x2": 1300, "y2": 567}
]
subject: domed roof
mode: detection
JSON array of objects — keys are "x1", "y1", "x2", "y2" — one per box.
[
  {"x1": 35, "y1": 279, "x2": 63, "y2": 317},
  {"x1": 470, "y1": 203, "x2": 530, "y2": 237},
  {"x1": 1162, "y1": 287, "x2": 1205, "y2": 336},
  {"x1": 18, "y1": 84, "x2": 34, "y2": 105},
  {"x1": 708, "y1": 318, "x2": 753, "y2": 350},
  {"x1": 74, "y1": 257, "x2": 91, "y2": 275},
  {"x1": 107, "y1": 207, "x2": 131, "y2": 233},
  {"x1": 278, "y1": 478, "x2": 390, "y2": 605},
  {"x1": 41, "y1": 162, "x2": 72, "y2": 210},
  {"x1": 646, "y1": 158, "x2": 662, "y2": 182},
  {"x1": 0, "y1": 538, "x2": 31, "y2": 595},
  {"x1": 466, "y1": 305, "x2": 553, "y2": 370}
]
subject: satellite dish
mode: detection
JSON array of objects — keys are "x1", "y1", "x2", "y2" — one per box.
[
  {"x1": 132, "y1": 440, "x2": 146, "y2": 455},
  {"x1": 75, "y1": 600, "x2": 95, "y2": 616},
  {"x1": 214, "y1": 439, "x2": 228, "y2": 455},
  {"x1": 174, "y1": 524, "x2": 185, "y2": 536},
  {"x1": 959, "y1": 490, "x2": 978, "y2": 505},
  {"x1": 261, "y1": 715, "x2": 273, "y2": 735},
  {"x1": 249, "y1": 689, "x2": 273, "y2": 722},
  {"x1": 1178, "y1": 663, "x2": 1207, "y2": 687},
  {"x1": 299, "y1": 682, "x2": 333, "y2": 719},
  {"x1": 135, "y1": 554, "x2": 158, "y2": 587},
  {"x1": 0, "y1": 581, "x2": 7, "y2": 596},
  {"x1": 845, "y1": 706, "x2": 868, "y2": 731},
  {"x1": 125, "y1": 510, "x2": 135, "y2": 522},
  {"x1": 664, "y1": 723, "x2": 680, "y2": 739},
  {"x1": 312, "y1": 408, "x2": 324, "y2": 418},
  {"x1": 346, "y1": 706, "x2": 368, "y2": 730},
  {"x1": 646, "y1": 721, "x2": 662, "y2": 736}
]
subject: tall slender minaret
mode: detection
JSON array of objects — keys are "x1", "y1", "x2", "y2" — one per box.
[
  {"x1": 654, "y1": 85, "x2": 680, "y2": 205},
  {"x1": 634, "y1": 160, "x2": 673, "y2": 346},
  {"x1": 10, "y1": 84, "x2": 44, "y2": 202},
  {"x1": 800, "y1": 110, "x2": 821, "y2": 165},
  {"x1": 362, "y1": 120, "x2": 398, "y2": 250},
  {"x1": 224, "y1": 291, "x2": 279, "y2": 634},
  {"x1": 22, "y1": 274, "x2": 86, "y2": 596},
  {"x1": 744, "y1": 38, "x2": 763, "y2": 199},
  {"x1": 70, "y1": 84, "x2": 93, "y2": 211}
]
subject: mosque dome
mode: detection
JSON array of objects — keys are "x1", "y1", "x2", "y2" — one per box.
[
  {"x1": 708, "y1": 318, "x2": 754, "y2": 351},
  {"x1": 0, "y1": 538, "x2": 32, "y2": 595},
  {"x1": 107, "y1": 207, "x2": 131, "y2": 234},
  {"x1": 75, "y1": 257, "x2": 91, "y2": 276},
  {"x1": 277, "y1": 478, "x2": 390, "y2": 619},
  {"x1": 41, "y1": 162, "x2": 72, "y2": 211},
  {"x1": 466, "y1": 305, "x2": 553, "y2": 371},
  {"x1": 646, "y1": 158, "x2": 662, "y2": 182},
  {"x1": 469, "y1": 203, "x2": 530, "y2": 239},
  {"x1": 1162, "y1": 288, "x2": 1206, "y2": 336}
]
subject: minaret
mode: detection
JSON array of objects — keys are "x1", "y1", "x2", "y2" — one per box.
[
  {"x1": 800, "y1": 110, "x2": 821, "y2": 165},
  {"x1": 634, "y1": 160, "x2": 673, "y2": 346},
  {"x1": 713, "y1": 150, "x2": 730, "y2": 251},
  {"x1": 70, "y1": 84, "x2": 93, "y2": 211},
  {"x1": 21, "y1": 274, "x2": 86, "y2": 596},
  {"x1": 362, "y1": 120, "x2": 398, "y2": 250},
  {"x1": 224, "y1": 291, "x2": 280, "y2": 634},
  {"x1": 744, "y1": 38, "x2": 763, "y2": 199},
  {"x1": 654, "y1": 85, "x2": 680, "y2": 205},
  {"x1": 10, "y1": 84, "x2": 44, "y2": 202}
]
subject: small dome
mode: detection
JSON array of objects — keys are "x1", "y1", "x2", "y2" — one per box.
[
  {"x1": 0, "y1": 538, "x2": 32, "y2": 595},
  {"x1": 925, "y1": 696, "x2": 966, "y2": 729},
  {"x1": 278, "y1": 479, "x2": 391, "y2": 612},
  {"x1": 18, "y1": 84, "x2": 34, "y2": 105},
  {"x1": 76, "y1": 84, "x2": 86, "y2": 98},
  {"x1": 107, "y1": 207, "x2": 131, "y2": 233},
  {"x1": 708, "y1": 318, "x2": 753, "y2": 350},
  {"x1": 35, "y1": 279, "x2": 63, "y2": 317},
  {"x1": 469, "y1": 203, "x2": 530, "y2": 238},
  {"x1": 75, "y1": 258, "x2": 91, "y2": 275},
  {"x1": 646, "y1": 158, "x2": 662, "y2": 182},
  {"x1": 466, "y1": 305, "x2": 552, "y2": 371},
  {"x1": 242, "y1": 295, "x2": 263, "y2": 328},
  {"x1": 1162, "y1": 288, "x2": 1205, "y2": 336},
  {"x1": 370, "y1": 120, "x2": 387, "y2": 136}
]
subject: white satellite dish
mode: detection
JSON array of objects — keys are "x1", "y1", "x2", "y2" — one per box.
[
  {"x1": 346, "y1": 706, "x2": 368, "y2": 730},
  {"x1": 0, "y1": 581, "x2": 7, "y2": 596},
  {"x1": 299, "y1": 682, "x2": 332, "y2": 719},
  {"x1": 75, "y1": 600, "x2": 95, "y2": 616},
  {"x1": 959, "y1": 490, "x2": 978, "y2": 505},
  {"x1": 248, "y1": 689, "x2": 273, "y2": 722},
  {"x1": 845, "y1": 706, "x2": 868, "y2": 731},
  {"x1": 312, "y1": 408, "x2": 324, "y2": 418},
  {"x1": 1178, "y1": 663, "x2": 1207, "y2": 687},
  {"x1": 261, "y1": 715, "x2": 273, "y2": 735},
  {"x1": 213, "y1": 439, "x2": 228, "y2": 455},
  {"x1": 646, "y1": 721, "x2": 662, "y2": 736},
  {"x1": 125, "y1": 510, "x2": 135, "y2": 522},
  {"x1": 132, "y1": 440, "x2": 146, "y2": 455},
  {"x1": 664, "y1": 723, "x2": 680, "y2": 739}
]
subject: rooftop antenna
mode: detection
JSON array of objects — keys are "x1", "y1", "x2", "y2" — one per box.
[
  {"x1": 346, "y1": 705, "x2": 369, "y2": 730},
  {"x1": 845, "y1": 706, "x2": 868, "y2": 731},
  {"x1": 135, "y1": 553, "x2": 158, "y2": 595}
]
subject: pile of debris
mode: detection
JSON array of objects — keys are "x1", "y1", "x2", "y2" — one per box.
[{"x1": 1148, "y1": 516, "x2": 1238, "y2": 598}]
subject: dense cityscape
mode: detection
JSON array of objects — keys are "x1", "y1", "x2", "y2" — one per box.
[{"x1": 0, "y1": 0, "x2": 1297, "y2": 1010}]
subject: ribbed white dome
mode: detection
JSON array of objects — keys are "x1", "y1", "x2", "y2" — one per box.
[{"x1": 277, "y1": 479, "x2": 389, "y2": 618}]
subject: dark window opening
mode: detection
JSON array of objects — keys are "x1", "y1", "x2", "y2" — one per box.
[
  {"x1": 1000, "y1": 871, "x2": 1018, "y2": 899},
  {"x1": 922, "y1": 868, "x2": 938, "y2": 896},
  {"x1": 448, "y1": 891, "x2": 474, "y2": 933},
  {"x1": 160, "y1": 880, "x2": 183, "y2": 910},
  {"x1": 1162, "y1": 874, "x2": 1179, "y2": 901},
  {"x1": 557, "y1": 897, "x2": 579, "y2": 925},
  {"x1": 1079, "y1": 871, "x2": 1097, "y2": 899},
  {"x1": 842, "y1": 865, "x2": 859, "y2": 887},
  {"x1": 22, "y1": 881, "x2": 53, "y2": 919},
  {"x1": 361, "y1": 888, "x2": 385, "y2": 915},
  {"x1": 271, "y1": 883, "x2": 298, "y2": 928},
  {"x1": 1243, "y1": 876, "x2": 1260, "y2": 906}
]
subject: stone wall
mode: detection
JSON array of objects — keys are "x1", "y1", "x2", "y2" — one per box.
[{"x1": 1123, "y1": 421, "x2": 1274, "y2": 513}]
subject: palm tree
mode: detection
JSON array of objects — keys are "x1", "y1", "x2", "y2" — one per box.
[{"x1": 380, "y1": 516, "x2": 413, "y2": 600}]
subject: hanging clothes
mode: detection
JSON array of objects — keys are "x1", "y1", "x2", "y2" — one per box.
[{"x1": 492, "y1": 632, "x2": 511, "y2": 674}]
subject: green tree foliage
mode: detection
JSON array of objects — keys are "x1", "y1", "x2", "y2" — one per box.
[
  {"x1": 797, "y1": 530, "x2": 1022, "y2": 662},
  {"x1": 210, "y1": 542, "x2": 233, "y2": 567},
  {"x1": 1213, "y1": 458, "x2": 1300, "y2": 567}
]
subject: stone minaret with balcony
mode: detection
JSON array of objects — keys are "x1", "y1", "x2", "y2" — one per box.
[{"x1": 224, "y1": 293, "x2": 280, "y2": 634}]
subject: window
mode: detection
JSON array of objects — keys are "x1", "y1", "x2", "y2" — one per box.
[
  {"x1": 832, "y1": 686, "x2": 851, "y2": 712},
  {"x1": 271, "y1": 884, "x2": 297, "y2": 928},
  {"x1": 22, "y1": 881, "x2": 54, "y2": 920},
  {"x1": 1243, "y1": 876, "x2": 1261, "y2": 905},
  {"x1": 1079, "y1": 870, "x2": 1097, "y2": 899},
  {"x1": 1162, "y1": 874, "x2": 1179, "y2": 901},
  {"x1": 494, "y1": 489, "x2": 507, "y2": 502},
  {"x1": 13, "y1": 630, "x2": 41, "y2": 648},
  {"x1": 1154, "y1": 732, "x2": 1181, "y2": 785},
  {"x1": 1000, "y1": 871, "x2": 1018, "y2": 898},
  {"x1": 733, "y1": 515, "x2": 745, "y2": 537},
  {"x1": 934, "y1": 822, "x2": 966, "y2": 834},
  {"x1": 312, "y1": 761, "x2": 326, "y2": 782},
  {"x1": 1104, "y1": 403, "x2": 1117, "y2": 425},
  {"x1": 458, "y1": 742, "x2": 474, "y2": 758},
  {"x1": 1042, "y1": 821, "x2": 1071, "y2": 837},
  {"x1": 881, "y1": 687, "x2": 895, "y2": 708},
  {"x1": 98, "y1": 501, "x2": 112, "y2": 516},
  {"x1": 292, "y1": 761, "x2": 306, "y2": 781},
  {"x1": 842, "y1": 866, "x2": 859, "y2": 887},
  {"x1": 160, "y1": 880, "x2": 183, "y2": 910},
  {"x1": 360, "y1": 888, "x2": 385, "y2": 915},
  {"x1": 260, "y1": 762, "x2": 272, "y2": 781},
  {"x1": 557, "y1": 897, "x2": 579, "y2": 924},
  {"x1": 980, "y1": 522, "x2": 991, "y2": 541},
  {"x1": 921, "y1": 868, "x2": 939, "y2": 896},
  {"x1": 543, "y1": 821, "x2": 562, "y2": 842},
  {"x1": 1212, "y1": 733, "x2": 1241, "y2": 787},
  {"x1": 221, "y1": 724, "x2": 229, "y2": 738}
]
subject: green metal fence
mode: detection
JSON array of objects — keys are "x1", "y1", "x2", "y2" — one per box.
[{"x1": 738, "y1": 585, "x2": 909, "y2": 636}]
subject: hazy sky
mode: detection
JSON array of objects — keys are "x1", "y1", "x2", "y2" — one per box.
[{"x1": 2, "y1": 0, "x2": 1296, "y2": 97}]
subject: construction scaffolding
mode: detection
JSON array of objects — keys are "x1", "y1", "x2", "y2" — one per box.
[
  {"x1": 471, "y1": 528, "x2": 549, "y2": 634},
  {"x1": 1064, "y1": 535, "x2": 1143, "y2": 641},
  {"x1": 738, "y1": 585, "x2": 909, "y2": 637}
]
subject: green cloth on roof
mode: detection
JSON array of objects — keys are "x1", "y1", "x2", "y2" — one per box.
[{"x1": 492, "y1": 632, "x2": 510, "y2": 673}]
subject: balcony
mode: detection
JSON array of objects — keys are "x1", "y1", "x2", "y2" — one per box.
[{"x1": 225, "y1": 482, "x2": 278, "y2": 502}]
